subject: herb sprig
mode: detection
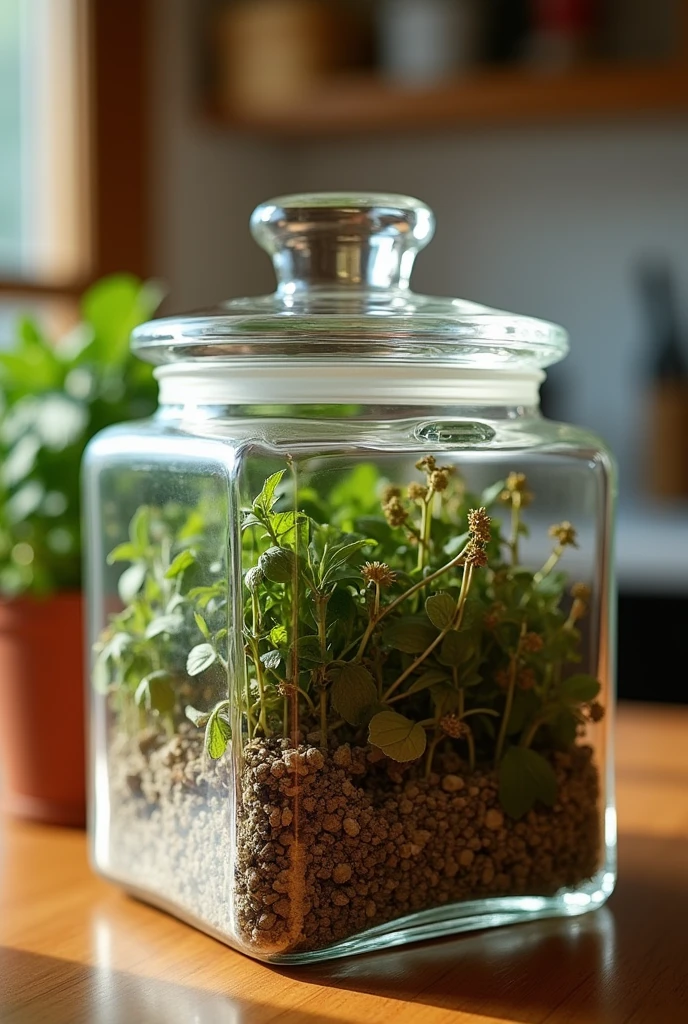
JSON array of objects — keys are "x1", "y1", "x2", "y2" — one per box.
[{"x1": 97, "y1": 457, "x2": 604, "y2": 818}]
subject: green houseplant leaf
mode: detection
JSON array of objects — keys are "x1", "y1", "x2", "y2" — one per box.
[
  {"x1": 186, "y1": 643, "x2": 218, "y2": 676},
  {"x1": 330, "y1": 663, "x2": 377, "y2": 725},
  {"x1": 368, "y1": 710, "x2": 427, "y2": 761},
  {"x1": 498, "y1": 746, "x2": 558, "y2": 819},
  {"x1": 425, "y1": 593, "x2": 456, "y2": 631}
]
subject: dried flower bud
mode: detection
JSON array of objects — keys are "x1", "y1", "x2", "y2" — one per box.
[
  {"x1": 506, "y1": 471, "x2": 528, "y2": 493},
  {"x1": 361, "y1": 561, "x2": 397, "y2": 587},
  {"x1": 467, "y1": 506, "x2": 491, "y2": 544},
  {"x1": 277, "y1": 681, "x2": 297, "y2": 698},
  {"x1": 522, "y1": 632, "x2": 544, "y2": 653},
  {"x1": 407, "y1": 482, "x2": 428, "y2": 502},
  {"x1": 588, "y1": 701, "x2": 605, "y2": 723},
  {"x1": 571, "y1": 582, "x2": 591, "y2": 602},
  {"x1": 500, "y1": 472, "x2": 533, "y2": 507},
  {"x1": 549, "y1": 521, "x2": 578, "y2": 548},
  {"x1": 415, "y1": 455, "x2": 437, "y2": 474},
  {"x1": 430, "y1": 469, "x2": 450, "y2": 492},
  {"x1": 244, "y1": 566, "x2": 264, "y2": 593},
  {"x1": 381, "y1": 484, "x2": 401, "y2": 502},
  {"x1": 440, "y1": 713, "x2": 469, "y2": 739},
  {"x1": 464, "y1": 540, "x2": 488, "y2": 568},
  {"x1": 517, "y1": 668, "x2": 537, "y2": 691},
  {"x1": 382, "y1": 496, "x2": 408, "y2": 527}
]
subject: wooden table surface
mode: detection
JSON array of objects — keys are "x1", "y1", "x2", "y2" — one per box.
[{"x1": 1, "y1": 703, "x2": 687, "y2": 1024}]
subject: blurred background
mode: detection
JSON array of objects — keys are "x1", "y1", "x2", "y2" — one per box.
[{"x1": 1, "y1": 0, "x2": 687, "y2": 703}]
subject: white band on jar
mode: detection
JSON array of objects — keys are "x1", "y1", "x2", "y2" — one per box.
[{"x1": 155, "y1": 361, "x2": 544, "y2": 407}]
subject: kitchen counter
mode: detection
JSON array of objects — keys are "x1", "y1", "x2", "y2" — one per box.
[{"x1": 1, "y1": 703, "x2": 687, "y2": 1024}]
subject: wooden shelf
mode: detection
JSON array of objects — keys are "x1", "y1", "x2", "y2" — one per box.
[{"x1": 209, "y1": 63, "x2": 688, "y2": 136}]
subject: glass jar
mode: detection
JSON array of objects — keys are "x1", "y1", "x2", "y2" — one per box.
[{"x1": 85, "y1": 193, "x2": 616, "y2": 963}]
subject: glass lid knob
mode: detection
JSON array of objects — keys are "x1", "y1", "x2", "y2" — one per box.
[{"x1": 250, "y1": 192, "x2": 435, "y2": 295}]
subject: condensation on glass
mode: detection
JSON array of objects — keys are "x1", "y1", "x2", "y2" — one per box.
[{"x1": 84, "y1": 193, "x2": 616, "y2": 963}]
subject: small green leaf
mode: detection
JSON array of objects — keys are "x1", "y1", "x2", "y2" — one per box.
[
  {"x1": 187, "y1": 643, "x2": 217, "y2": 676},
  {"x1": 242, "y1": 512, "x2": 265, "y2": 532},
  {"x1": 406, "y1": 668, "x2": 450, "y2": 695},
  {"x1": 253, "y1": 470, "x2": 285, "y2": 515},
  {"x1": 506, "y1": 688, "x2": 539, "y2": 735},
  {"x1": 437, "y1": 631, "x2": 473, "y2": 668},
  {"x1": 294, "y1": 634, "x2": 328, "y2": 663},
  {"x1": 425, "y1": 593, "x2": 456, "y2": 631},
  {"x1": 107, "y1": 542, "x2": 139, "y2": 565},
  {"x1": 549, "y1": 708, "x2": 579, "y2": 746},
  {"x1": 258, "y1": 546, "x2": 295, "y2": 583},
  {"x1": 270, "y1": 624, "x2": 288, "y2": 647},
  {"x1": 185, "y1": 705, "x2": 211, "y2": 728},
  {"x1": 498, "y1": 746, "x2": 558, "y2": 819},
  {"x1": 560, "y1": 674, "x2": 601, "y2": 704},
  {"x1": 129, "y1": 506, "x2": 150, "y2": 551},
  {"x1": 269, "y1": 510, "x2": 308, "y2": 542},
  {"x1": 135, "y1": 671, "x2": 175, "y2": 714},
  {"x1": 319, "y1": 538, "x2": 369, "y2": 585},
  {"x1": 330, "y1": 663, "x2": 378, "y2": 725},
  {"x1": 164, "y1": 549, "x2": 195, "y2": 579},
  {"x1": 260, "y1": 649, "x2": 282, "y2": 671},
  {"x1": 369, "y1": 710, "x2": 427, "y2": 762},
  {"x1": 480, "y1": 480, "x2": 506, "y2": 507},
  {"x1": 145, "y1": 613, "x2": 183, "y2": 639},
  {"x1": 206, "y1": 707, "x2": 231, "y2": 759},
  {"x1": 194, "y1": 612, "x2": 210, "y2": 640},
  {"x1": 117, "y1": 562, "x2": 146, "y2": 604},
  {"x1": 443, "y1": 531, "x2": 470, "y2": 557},
  {"x1": 383, "y1": 618, "x2": 437, "y2": 654}
]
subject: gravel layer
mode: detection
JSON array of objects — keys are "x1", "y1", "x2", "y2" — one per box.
[{"x1": 108, "y1": 727, "x2": 600, "y2": 957}]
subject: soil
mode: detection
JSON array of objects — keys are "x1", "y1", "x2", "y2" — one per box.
[{"x1": 108, "y1": 726, "x2": 600, "y2": 957}]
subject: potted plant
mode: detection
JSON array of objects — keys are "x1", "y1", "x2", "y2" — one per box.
[
  {"x1": 96, "y1": 456, "x2": 606, "y2": 954},
  {"x1": 0, "y1": 275, "x2": 161, "y2": 825}
]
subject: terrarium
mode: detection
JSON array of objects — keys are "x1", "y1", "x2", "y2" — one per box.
[{"x1": 85, "y1": 192, "x2": 616, "y2": 963}]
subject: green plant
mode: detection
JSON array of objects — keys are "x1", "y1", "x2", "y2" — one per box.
[
  {"x1": 99, "y1": 457, "x2": 604, "y2": 819},
  {"x1": 0, "y1": 275, "x2": 162, "y2": 596}
]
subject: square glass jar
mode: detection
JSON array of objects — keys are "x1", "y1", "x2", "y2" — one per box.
[{"x1": 85, "y1": 193, "x2": 616, "y2": 963}]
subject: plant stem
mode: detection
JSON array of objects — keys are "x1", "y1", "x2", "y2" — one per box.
[
  {"x1": 319, "y1": 689, "x2": 328, "y2": 752},
  {"x1": 249, "y1": 591, "x2": 270, "y2": 736},
  {"x1": 417, "y1": 486, "x2": 435, "y2": 572},
  {"x1": 521, "y1": 718, "x2": 543, "y2": 749},
  {"x1": 354, "y1": 543, "x2": 470, "y2": 662},
  {"x1": 287, "y1": 455, "x2": 300, "y2": 746},
  {"x1": 466, "y1": 727, "x2": 476, "y2": 772},
  {"x1": 424, "y1": 731, "x2": 442, "y2": 779},
  {"x1": 382, "y1": 563, "x2": 474, "y2": 702},
  {"x1": 245, "y1": 672, "x2": 254, "y2": 739},
  {"x1": 315, "y1": 593, "x2": 330, "y2": 751},
  {"x1": 533, "y1": 544, "x2": 564, "y2": 584},
  {"x1": 383, "y1": 627, "x2": 452, "y2": 701},
  {"x1": 494, "y1": 621, "x2": 526, "y2": 766},
  {"x1": 509, "y1": 492, "x2": 522, "y2": 565}
]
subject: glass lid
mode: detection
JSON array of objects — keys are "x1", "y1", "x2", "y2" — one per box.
[{"x1": 132, "y1": 192, "x2": 568, "y2": 368}]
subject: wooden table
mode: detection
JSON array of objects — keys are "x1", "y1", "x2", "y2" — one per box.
[{"x1": 2, "y1": 703, "x2": 687, "y2": 1024}]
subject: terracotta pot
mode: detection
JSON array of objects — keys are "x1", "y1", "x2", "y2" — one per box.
[{"x1": 0, "y1": 592, "x2": 86, "y2": 826}]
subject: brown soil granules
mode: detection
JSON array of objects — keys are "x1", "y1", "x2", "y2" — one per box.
[{"x1": 108, "y1": 727, "x2": 600, "y2": 957}]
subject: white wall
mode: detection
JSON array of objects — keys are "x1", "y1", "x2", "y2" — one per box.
[
  {"x1": 291, "y1": 123, "x2": 688, "y2": 499},
  {"x1": 150, "y1": 2, "x2": 688, "y2": 500}
]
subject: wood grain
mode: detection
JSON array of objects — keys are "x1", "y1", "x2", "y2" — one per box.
[{"x1": 1, "y1": 703, "x2": 687, "y2": 1024}]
